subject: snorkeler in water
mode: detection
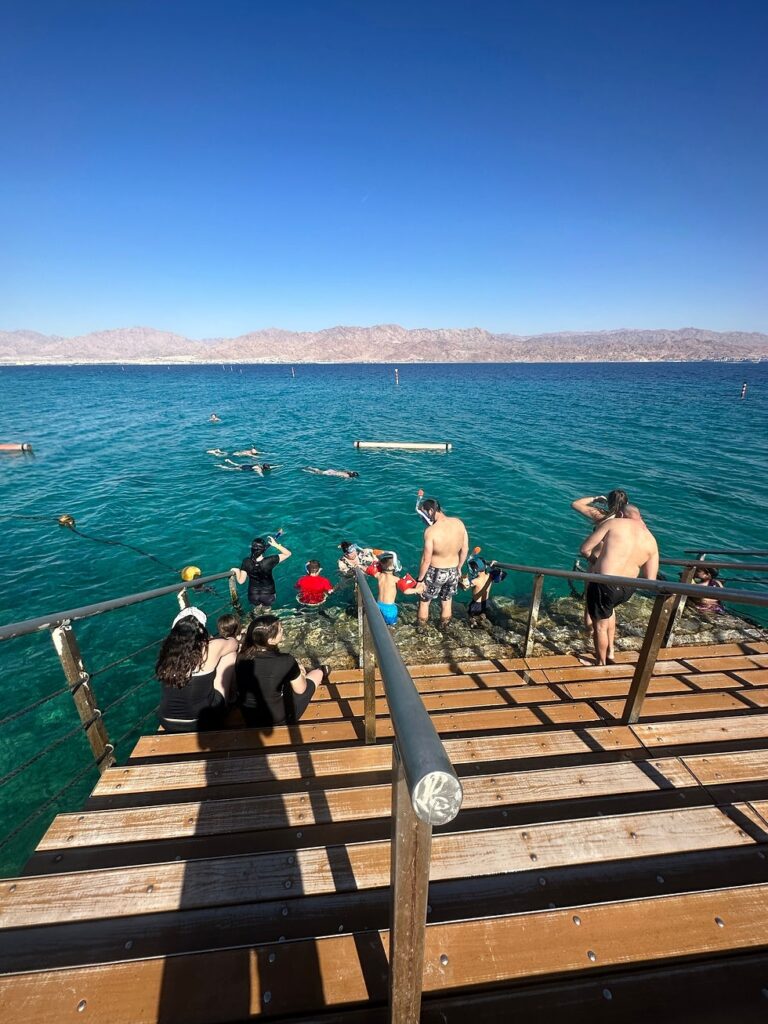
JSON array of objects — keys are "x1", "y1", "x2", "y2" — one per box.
[
  {"x1": 217, "y1": 459, "x2": 278, "y2": 475},
  {"x1": 209, "y1": 413, "x2": 221, "y2": 423},
  {"x1": 232, "y1": 447, "x2": 261, "y2": 456},
  {"x1": 303, "y1": 467, "x2": 359, "y2": 478},
  {"x1": 206, "y1": 449, "x2": 228, "y2": 457}
]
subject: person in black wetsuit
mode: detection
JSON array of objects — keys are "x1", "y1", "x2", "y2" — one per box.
[
  {"x1": 235, "y1": 615, "x2": 327, "y2": 726},
  {"x1": 155, "y1": 607, "x2": 238, "y2": 733},
  {"x1": 231, "y1": 535, "x2": 292, "y2": 610}
]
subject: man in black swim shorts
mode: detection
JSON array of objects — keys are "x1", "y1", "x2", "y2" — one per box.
[
  {"x1": 580, "y1": 514, "x2": 659, "y2": 666},
  {"x1": 414, "y1": 498, "x2": 469, "y2": 628}
]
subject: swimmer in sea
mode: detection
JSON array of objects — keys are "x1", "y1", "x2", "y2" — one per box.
[
  {"x1": 232, "y1": 447, "x2": 261, "y2": 456},
  {"x1": 303, "y1": 467, "x2": 359, "y2": 478},
  {"x1": 217, "y1": 459, "x2": 278, "y2": 475},
  {"x1": 209, "y1": 413, "x2": 221, "y2": 423},
  {"x1": 206, "y1": 449, "x2": 228, "y2": 457}
]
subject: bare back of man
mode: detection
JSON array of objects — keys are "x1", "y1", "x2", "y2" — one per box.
[
  {"x1": 580, "y1": 518, "x2": 659, "y2": 665},
  {"x1": 416, "y1": 503, "x2": 469, "y2": 626}
]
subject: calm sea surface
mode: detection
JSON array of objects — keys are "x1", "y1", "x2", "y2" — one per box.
[{"x1": 1, "y1": 361, "x2": 767, "y2": 873}]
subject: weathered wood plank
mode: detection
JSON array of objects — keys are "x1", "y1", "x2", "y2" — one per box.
[
  {"x1": 44, "y1": 756, "x2": 708, "y2": 851},
  {"x1": 683, "y1": 656, "x2": 756, "y2": 672},
  {"x1": 561, "y1": 677, "x2": 690, "y2": 700},
  {"x1": 544, "y1": 661, "x2": 685, "y2": 683},
  {"x1": 732, "y1": 670, "x2": 768, "y2": 686},
  {"x1": 741, "y1": 689, "x2": 768, "y2": 708},
  {"x1": 596, "y1": 691, "x2": 749, "y2": 720},
  {"x1": 682, "y1": 672, "x2": 746, "y2": 690},
  {"x1": 7, "y1": 806, "x2": 755, "y2": 927},
  {"x1": 3, "y1": 882, "x2": 768, "y2": 1022},
  {"x1": 632, "y1": 713, "x2": 768, "y2": 748},
  {"x1": 658, "y1": 643, "x2": 749, "y2": 659},
  {"x1": 683, "y1": 750, "x2": 768, "y2": 787}
]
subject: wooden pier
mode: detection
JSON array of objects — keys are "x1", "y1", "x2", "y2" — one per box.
[{"x1": 1, "y1": 639, "x2": 768, "y2": 1021}]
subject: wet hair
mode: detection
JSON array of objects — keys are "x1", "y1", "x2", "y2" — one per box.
[
  {"x1": 340, "y1": 540, "x2": 357, "y2": 555},
  {"x1": 155, "y1": 618, "x2": 209, "y2": 688},
  {"x1": 250, "y1": 537, "x2": 268, "y2": 557},
  {"x1": 347, "y1": 471, "x2": 359, "y2": 478},
  {"x1": 306, "y1": 559, "x2": 321, "y2": 574},
  {"x1": 216, "y1": 612, "x2": 241, "y2": 639},
  {"x1": 378, "y1": 554, "x2": 394, "y2": 571},
  {"x1": 240, "y1": 614, "x2": 281, "y2": 657},
  {"x1": 419, "y1": 498, "x2": 442, "y2": 522},
  {"x1": 606, "y1": 490, "x2": 629, "y2": 518}
]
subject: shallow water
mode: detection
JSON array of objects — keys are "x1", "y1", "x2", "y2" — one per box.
[{"x1": 0, "y1": 361, "x2": 766, "y2": 873}]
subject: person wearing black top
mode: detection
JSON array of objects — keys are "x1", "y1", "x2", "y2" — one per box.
[
  {"x1": 231, "y1": 535, "x2": 291, "y2": 608},
  {"x1": 236, "y1": 615, "x2": 326, "y2": 726}
]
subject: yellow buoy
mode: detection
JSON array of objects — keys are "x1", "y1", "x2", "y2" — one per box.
[
  {"x1": 181, "y1": 565, "x2": 202, "y2": 582},
  {"x1": 58, "y1": 514, "x2": 76, "y2": 529}
]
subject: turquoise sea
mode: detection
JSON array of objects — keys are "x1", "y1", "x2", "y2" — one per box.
[{"x1": 1, "y1": 361, "x2": 767, "y2": 874}]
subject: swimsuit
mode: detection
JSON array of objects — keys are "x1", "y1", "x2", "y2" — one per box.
[
  {"x1": 421, "y1": 566, "x2": 460, "y2": 602},
  {"x1": 468, "y1": 597, "x2": 487, "y2": 617},
  {"x1": 585, "y1": 581, "x2": 633, "y2": 621},
  {"x1": 377, "y1": 601, "x2": 398, "y2": 625},
  {"x1": 157, "y1": 669, "x2": 226, "y2": 733}
]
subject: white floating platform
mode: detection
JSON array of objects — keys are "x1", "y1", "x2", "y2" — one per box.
[{"x1": 354, "y1": 440, "x2": 452, "y2": 452}]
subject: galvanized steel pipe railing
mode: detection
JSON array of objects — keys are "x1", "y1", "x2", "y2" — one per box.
[
  {"x1": 354, "y1": 568, "x2": 463, "y2": 1024},
  {"x1": 354, "y1": 568, "x2": 463, "y2": 826}
]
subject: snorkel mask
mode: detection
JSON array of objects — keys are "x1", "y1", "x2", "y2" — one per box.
[
  {"x1": 415, "y1": 490, "x2": 440, "y2": 525},
  {"x1": 467, "y1": 546, "x2": 487, "y2": 582}
]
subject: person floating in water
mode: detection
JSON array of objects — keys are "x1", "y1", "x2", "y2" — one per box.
[
  {"x1": 209, "y1": 413, "x2": 221, "y2": 423},
  {"x1": 295, "y1": 560, "x2": 335, "y2": 605},
  {"x1": 413, "y1": 496, "x2": 469, "y2": 629},
  {"x1": 232, "y1": 447, "x2": 261, "y2": 456},
  {"x1": 579, "y1": 514, "x2": 659, "y2": 666},
  {"x1": 303, "y1": 467, "x2": 359, "y2": 478},
  {"x1": 367, "y1": 554, "x2": 418, "y2": 626},
  {"x1": 216, "y1": 459, "x2": 277, "y2": 475},
  {"x1": 337, "y1": 541, "x2": 377, "y2": 577},
  {"x1": 206, "y1": 448, "x2": 228, "y2": 457}
]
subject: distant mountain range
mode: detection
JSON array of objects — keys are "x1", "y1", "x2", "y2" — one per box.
[{"x1": 1, "y1": 324, "x2": 767, "y2": 364}]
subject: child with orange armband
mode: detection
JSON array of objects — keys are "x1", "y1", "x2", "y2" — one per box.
[{"x1": 366, "y1": 554, "x2": 418, "y2": 626}]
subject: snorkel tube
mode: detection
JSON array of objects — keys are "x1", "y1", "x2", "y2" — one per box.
[{"x1": 415, "y1": 489, "x2": 441, "y2": 526}]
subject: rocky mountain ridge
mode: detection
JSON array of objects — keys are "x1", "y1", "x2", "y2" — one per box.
[{"x1": 1, "y1": 324, "x2": 766, "y2": 363}]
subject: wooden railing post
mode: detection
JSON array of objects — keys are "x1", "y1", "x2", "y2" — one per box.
[
  {"x1": 523, "y1": 573, "x2": 544, "y2": 658},
  {"x1": 177, "y1": 587, "x2": 190, "y2": 611},
  {"x1": 228, "y1": 573, "x2": 243, "y2": 614},
  {"x1": 50, "y1": 621, "x2": 115, "y2": 773},
  {"x1": 388, "y1": 743, "x2": 432, "y2": 1024},
  {"x1": 663, "y1": 563, "x2": 699, "y2": 648},
  {"x1": 622, "y1": 593, "x2": 679, "y2": 723}
]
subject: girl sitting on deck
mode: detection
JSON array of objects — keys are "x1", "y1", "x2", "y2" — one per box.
[
  {"x1": 235, "y1": 615, "x2": 327, "y2": 727},
  {"x1": 155, "y1": 608, "x2": 238, "y2": 732}
]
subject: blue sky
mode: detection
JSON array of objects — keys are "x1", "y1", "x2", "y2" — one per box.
[{"x1": 1, "y1": 0, "x2": 766, "y2": 337}]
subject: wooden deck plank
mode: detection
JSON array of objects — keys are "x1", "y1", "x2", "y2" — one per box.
[
  {"x1": 682, "y1": 750, "x2": 768, "y2": 787},
  {"x1": 732, "y1": 669, "x2": 768, "y2": 686},
  {"x1": 561, "y1": 677, "x2": 691, "y2": 700},
  {"x1": 741, "y1": 689, "x2": 768, "y2": 708},
  {"x1": 43, "y1": 756, "x2": 709, "y2": 851},
  {"x1": 3, "y1": 882, "x2": 768, "y2": 1022},
  {"x1": 8, "y1": 806, "x2": 755, "y2": 926},
  {"x1": 682, "y1": 672, "x2": 746, "y2": 690},
  {"x1": 524, "y1": 655, "x2": 583, "y2": 669},
  {"x1": 596, "y1": 691, "x2": 749, "y2": 721},
  {"x1": 544, "y1": 661, "x2": 685, "y2": 683},
  {"x1": 658, "y1": 643, "x2": 750, "y2": 659},
  {"x1": 744, "y1": 641, "x2": 768, "y2": 654},
  {"x1": 632, "y1": 713, "x2": 768, "y2": 749},
  {"x1": 747, "y1": 654, "x2": 768, "y2": 668},
  {"x1": 682, "y1": 656, "x2": 757, "y2": 672}
]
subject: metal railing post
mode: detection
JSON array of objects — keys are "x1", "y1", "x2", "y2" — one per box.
[
  {"x1": 388, "y1": 743, "x2": 432, "y2": 1024},
  {"x1": 663, "y1": 563, "x2": 698, "y2": 648},
  {"x1": 357, "y1": 582, "x2": 365, "y2": 669},
  {"x1": 523, "y1": 573, "x2": 544, "y2": 658},
  {"x1": 50, "y1": 621, "x2": 115, "y2": 773},
  {"x1": 622, "y1": 593, "x2": 679, "y2": 724},
  {"x1": 362, "y1": 609, "x2": 377, "y2": 745}
]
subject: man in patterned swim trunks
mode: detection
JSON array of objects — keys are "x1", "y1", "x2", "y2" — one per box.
[{"x1": 414, "y1": 498, "x2": 469, "y2": 628}]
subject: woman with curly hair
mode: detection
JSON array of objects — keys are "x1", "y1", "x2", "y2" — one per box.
[{"x1": 155, "y1": 607, "x2": 238, "y2": 732}]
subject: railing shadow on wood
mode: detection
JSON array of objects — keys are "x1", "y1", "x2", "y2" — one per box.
[
  {"x1": 489, "y1": 560, "x2": 768, "y2": 725},
  {"x1": 355, "y1": 567, "x2": 463, "y2": 1024}
]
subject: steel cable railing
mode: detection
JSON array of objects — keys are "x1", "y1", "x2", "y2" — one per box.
[
  {"x1": 0, "y1": 759, "x2": 98, "y2": 855},
  {"x1": 0, "y1": 685, "x2": 71, "y2": 729}
]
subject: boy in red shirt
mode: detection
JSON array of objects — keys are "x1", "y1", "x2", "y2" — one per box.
[{"x1": 295, "y1": 560, "x2": 335, "y2": 606}]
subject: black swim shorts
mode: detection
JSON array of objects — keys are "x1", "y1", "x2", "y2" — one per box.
[
  {"x1": 421, "y1": 566, "x2": 459, "y2": 602},
  {"x1": 585, "y1": 582, "x2": 633, "y2": 621}
]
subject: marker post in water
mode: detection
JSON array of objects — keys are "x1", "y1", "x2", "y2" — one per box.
[
  {"x1": 395, "y1": 368, "x2": 399, "y2": 385},
  {"x1": 741, "y1": 382, "x2": 747, "y2": 399}
]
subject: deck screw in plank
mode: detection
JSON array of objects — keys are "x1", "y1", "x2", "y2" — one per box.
[
  {"x1": 77, "y1": 1000, "x2": 86, "y2": 1012},
  {"x1": 657, "y1": 875, "x2": 665, "y2": 884},
  {"x1": 603, "y1": 989, "x2": 613, "y2": 1001},
  {"x1": 440, "y1": 954, "x2": 449, "y2": 966},
  {"x1": 573, "y1": 915, "x2": 581, "y2": 926},
  {"x1": 587, "y1": 950, "x2": 597, "y2": 962},
  {"x1": 715, "y1": 917, "x2": 725, "y2": 927},
  {"x1": 268, "y1": 953, "x2": 276, "y2": 963}
]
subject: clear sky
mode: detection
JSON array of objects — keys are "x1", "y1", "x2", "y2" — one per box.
[{"x1": 1, "y1": 0, "x2": 766, "y2": 337}]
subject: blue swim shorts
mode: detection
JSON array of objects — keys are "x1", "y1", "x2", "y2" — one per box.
[{"x1": 377, "y1": 601, "x2": 398, "y2": 625}]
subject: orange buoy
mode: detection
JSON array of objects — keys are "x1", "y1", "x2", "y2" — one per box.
[{"x1": 0, "y1": 442, "x2": 32, "y2": 453}]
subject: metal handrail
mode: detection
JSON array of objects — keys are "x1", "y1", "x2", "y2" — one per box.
[
  {"x1": 0, "y1": 570, "x2": 236, "y2": 642},
  {"x1": 490, "y1": 562, "x2": 768, "y2": 607},
  {"x1": 354, "y1": 568, "x2": 463, "y2": 1024},
  {"x1": 684, "y1": 548, "x2": 768, "y2": 557},
  {"x1": 353, "y1": 568, "x2": 463, "y2": 825},
  {"x1": 659, "y1": 558, "x2": 768, "y2": 572}
]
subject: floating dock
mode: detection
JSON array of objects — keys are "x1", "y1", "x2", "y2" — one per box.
[
  {"x1": 354, "y1": 440, "x2": 452, "y2": 451},
  {"x1": 1, "y1": 639, "x2": 768, "y2": 1020}
]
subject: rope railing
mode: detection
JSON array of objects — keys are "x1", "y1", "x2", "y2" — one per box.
[
  {"x1": 0, "y1": 759, "x2": 98, "y2": 855},
  {"x1": 0, "y1": 684, "x2": 71, "y2": 729}
]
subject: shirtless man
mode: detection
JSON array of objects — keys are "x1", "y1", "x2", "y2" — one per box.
[
  {"x1": 580, "y1": 517, "x2": 659, "y2": 666},
  {"x1": 414, "y1": 498, "x2": 469, "y2": 627}
]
